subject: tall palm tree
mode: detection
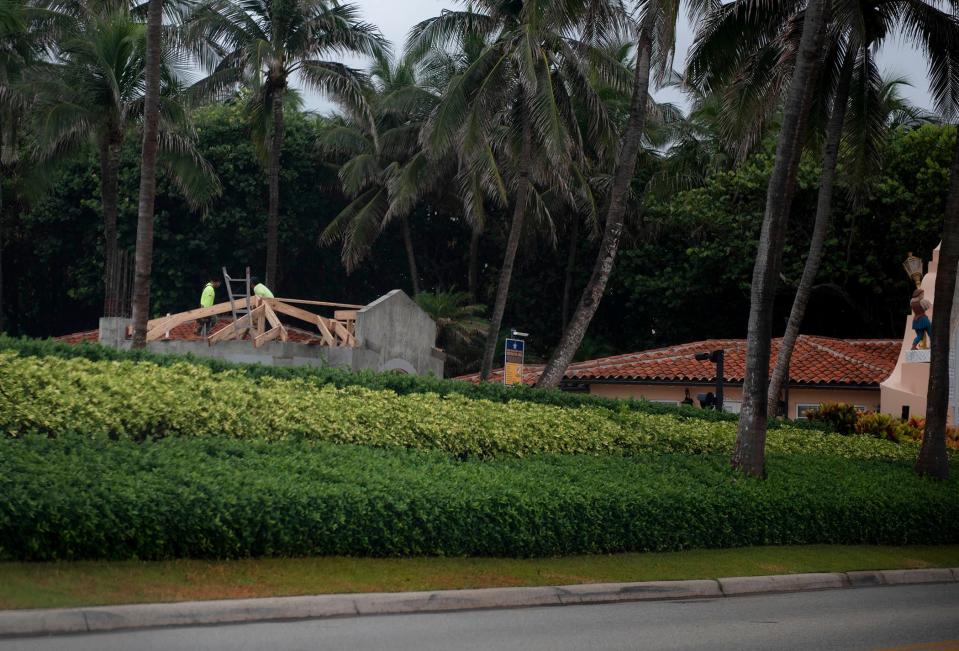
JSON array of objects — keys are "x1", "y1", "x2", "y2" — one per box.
[
  {"x1": 729, "y1": 0, "x2": 829, "y2": 476},
  {"x1": 31, "y1": 3, "x2": 218, "y2": 317},
  {"x1": 410, "y1": 0, "x2": 629, "y2": 380},
  {"x1": 917, "y1": 127, "x2": 959, "y2": 481},
  {"x1": 318, "y1": 50, "x2": 441, "y2": 296},
  {"x1": 536, "y1": 0, "x2": 709, "y2": 389},
  {"x1": 766, "y1": 72, "x2": 934, "y2": 414},
  {"x1": 683, "y1": 0, "x2": 958, "y2": 475},
  {"x1": 687, "y1": 0, "x2": 959, "y2": 430},
  {"x1": 129, "y1": 0, "x2": 163, "y2": 348},
  {"x1": 185, "y1": 0, "x2": 386, "y2": 289}
]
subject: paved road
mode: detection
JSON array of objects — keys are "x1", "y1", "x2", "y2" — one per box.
[{"x1": 3, "y1": 583, "x2": 958, "y2": 651}]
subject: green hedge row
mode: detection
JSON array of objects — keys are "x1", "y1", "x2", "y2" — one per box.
[
  {"x1": 0, "y1": 335, "x2": 818, "y2": 429},
  {"x1": 0, "y1": 352, "x2": 922, "y2": 461},
  {"x1": 1, "y1": 434, "x2": 956, "y2": 560}
]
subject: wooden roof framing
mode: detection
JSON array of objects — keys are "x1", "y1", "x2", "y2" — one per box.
[{"x1": 145, "y1": 296, "x2": 359, "y2": 347}]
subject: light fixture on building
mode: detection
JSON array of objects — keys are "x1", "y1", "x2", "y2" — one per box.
[{"x1": 902, "y1": 252, "x2": 923, "y2": 288}]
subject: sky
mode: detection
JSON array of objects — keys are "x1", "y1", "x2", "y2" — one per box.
[{"x1": 302, "y1": 0, "x2": 938, "y2": 115}]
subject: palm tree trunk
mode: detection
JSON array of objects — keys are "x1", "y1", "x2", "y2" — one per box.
[
  {"x1": 479, "y1": 111, "x2": 533, "y2": 380},
  {"x1": 767, "y1": 35, "x2": 858, "y2": 416},
  {"x1": 468, "y1": 225, "x2": 481, "y2": 304},
  {"x1": 535, "y1": 12, "x2": 655, "y2": 389},
  {"x1": 561, "y1": 214, "x2": 580, "y2": 330},
  {"x1": 130, "y1": 0, "x2": 164, "y2": 349},
  {"x1": 266, "y1": 88, "x2": 284, "y2": 289},
  {"x1": 401, "y1": 214, "x2": 421, "y2": 296},
  {"x1": 99, "y1": 129, "x2": 122, "y2": 317},
  {"x1": 732, "y1": 0, "x2": 828, "y2": 476},
  {"x1": 915, "y1": 131, "x2": 959, "y2": 480}
]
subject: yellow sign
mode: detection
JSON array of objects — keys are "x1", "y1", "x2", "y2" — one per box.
[
  {"x1": 504, "y1": 338, "x2": 525, "y2": 386},
  {"x1": 505, "y1": 361, "x2": 524, "y2": 385}
]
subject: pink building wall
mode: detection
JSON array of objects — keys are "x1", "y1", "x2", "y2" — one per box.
[{"x1": 588, "y1": 383, "x2": 880, "y2": 419}]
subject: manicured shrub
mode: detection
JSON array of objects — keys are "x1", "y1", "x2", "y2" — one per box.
[
  {"x1": 0, "y1": 352, "x2": 935, "y2": 462},
  {"x1": 0, "y1": 335, "x2": 817, "y2": 429},
  {"x1": 805, "y1": 402, "x2": 859, "y2": 435},
  {"x1": 0, "y1": 434, "x2": 955, "y2": 561},
  {"x1": 807, "y1": 404, "x2": 959, "y2": 448}
]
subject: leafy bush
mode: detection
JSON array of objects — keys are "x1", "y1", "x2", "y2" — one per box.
[
  {"x1": 0, "y1": 352, "x2": 932, "y2": 461},
  {"x1": 0, "y1": 434, "x2": 955, "y2": 561},
  {"x1": 805, "y1": 402, "x2": 859, "y2": 435},
  {"x1": 0, "y1": 335, "x2": 820, "y2": 429},
  {"x1": 807, "y1": 404, "x2": 959, "y2": 448}
]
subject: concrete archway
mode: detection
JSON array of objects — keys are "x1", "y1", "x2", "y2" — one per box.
[{"x1": 380, "y1": 358, "x2": 417, "y2": 375}]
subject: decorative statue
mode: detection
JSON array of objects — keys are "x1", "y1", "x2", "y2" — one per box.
[{"x1": 910, "y1": 288, "x2": 933, "y2": 350}]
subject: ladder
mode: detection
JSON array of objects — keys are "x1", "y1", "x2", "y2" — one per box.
[{"x1": 222, "y1": 266, "x2": 252, "y2": 338}]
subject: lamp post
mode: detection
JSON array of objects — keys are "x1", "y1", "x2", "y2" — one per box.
[
  {"x1": 694, "y1": 349, "x2": 725, "y2": 412},
  {"x1": 902, "y1": 252, "x2": 924, "y2": 288}
]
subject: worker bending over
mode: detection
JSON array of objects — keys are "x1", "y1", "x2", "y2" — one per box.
[{"x1": 251, "y1": 277, "x2": 274, "y2": 299}]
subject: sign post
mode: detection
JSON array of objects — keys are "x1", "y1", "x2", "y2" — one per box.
[{"x1": 504, "y1": 338, "x2": 525, "y2": 386}]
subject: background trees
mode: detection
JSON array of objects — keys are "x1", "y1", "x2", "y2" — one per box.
[{"x1": 185, "y1": 0, "x2": 386, "y2": 289}]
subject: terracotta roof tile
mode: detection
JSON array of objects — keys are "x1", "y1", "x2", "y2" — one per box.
[{"x1": 457, "y1": 336, "x2": 901, "y2": 387}]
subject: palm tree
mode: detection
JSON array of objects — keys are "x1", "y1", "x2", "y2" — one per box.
[
  {"x1": 409, "y1": 0, "x2": 628, "y2": 380},
  {"x1": 414, "y1": 288, "x2": 488, "y2": 375},
  {"x1": 687, "y1": 0, "x2": 959, "y2": 429},
  {"x1": 129, "y1": 0, "x2": 163, "y2": 348},
  {"x1": 536, "y1": 0, "x2": 709, "y2": 389},
  {"x1": 729, "y1": 0, "x2": 829, "y2": 476},
  {"x1": 917, "y1": 128, "x2": 959, "y2": 480},
  {"x1": 318, "y1": 50, "x2": 441, "y2": 296},
  {"x1": 766, "y1": 72, "x2": 934, "y2": 414},
  {"x1": 31, "y1": 3, "x2": 218, "y2": 317},
  {"x1": 185, "y1": 0, "x2": 386, "y2": 290}
]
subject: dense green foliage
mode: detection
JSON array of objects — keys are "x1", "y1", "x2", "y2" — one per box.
[
  {"x1": 2, "y1": 118, "x2": 953, "y2": 363},
  {"x1": 1, "y1": 433, "x2": 956, "y2": 560},
  {"x1": 4, "y1": 351, "x2": 935, "y2": 461},
  {"x1": 0, "y1": 335, "x2": 829, "y2": 430}
]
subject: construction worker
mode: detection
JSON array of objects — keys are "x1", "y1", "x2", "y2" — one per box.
[
  {"x1": 251, "y1": 277, "x2": 274, "y2": 299},
  {"x1": 196, "y1": 279, "x2": 221, "y2": 336}
]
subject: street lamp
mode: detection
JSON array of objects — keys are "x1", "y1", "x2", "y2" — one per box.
[
  {"x1": 694, "y1": 349, "x2": 725, "y2": 412},
  {"x1": 902, "y1": 252, "x2": 923, "y2": 288}
]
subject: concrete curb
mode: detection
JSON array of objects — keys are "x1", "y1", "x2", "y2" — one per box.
[{"x1": 1, "y1": 568, "x2": 956, "y2": 638}]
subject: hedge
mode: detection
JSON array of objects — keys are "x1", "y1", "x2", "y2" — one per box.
[
  {"x1": 0, "y1": 352, "x2": 928, "y2": 461},
  {"x1": 0, "y1": 335, "x2": 818, "y2": 429},
  {"x1": 1, "y1": 434, "x2": 956, "y2": 561}
]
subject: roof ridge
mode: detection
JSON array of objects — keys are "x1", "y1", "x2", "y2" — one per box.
[{"x1": 804, "y1": 339, "x2": 894, "y2": 375}]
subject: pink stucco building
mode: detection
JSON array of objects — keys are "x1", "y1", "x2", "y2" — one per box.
[{"x1": 461, "y1": 336, "x2": 900, "y2": 419}]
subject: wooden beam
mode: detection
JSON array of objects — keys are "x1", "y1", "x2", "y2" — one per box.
[
  {"x1": 263, "y1": 303, "x2": 282, "y2": 329},
  {"x1": 146, "y1": 298, "x2": 251, "y2": 342},
  {"x1": 271, "y1": 297, "x2": 364, "y2": 309},
  {"x1": 206, "y1": 305, "x2": 264, "y2": 345},
  {"x1": 334, "y1": 310, "x2": 358, "y2": 321},
  {"x1": 254, "y1": 325, "x2": 281, "y2": 348},
  {"x1": 316, "y1": 316, "x2": 336, "y2": 347},
  {"x1": 262, "y1": 303, "x2": 288, "y2": 342},
  {"x1": 331, "y1": 320, "x2": 355, "y2": 346},
  {"x1": 267, "y1": 300, "x2": 336, "y2": 346}
]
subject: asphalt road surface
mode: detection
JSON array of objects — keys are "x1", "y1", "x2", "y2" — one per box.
[{"x1": 3, "y1": 583, "x2": 958, "y2": 651}]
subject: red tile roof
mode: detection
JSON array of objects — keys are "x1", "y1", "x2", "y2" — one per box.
[
  {"x1": 56, "y1": 318, "x2": 326, "y2": 345},
  {"x1": 457, "y1": 336, "x2": 901, "y2": 387}
]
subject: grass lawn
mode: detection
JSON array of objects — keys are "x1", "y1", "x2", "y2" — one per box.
[{"x1": 1, "y1": 545, "x2": 956, "y2": 610}]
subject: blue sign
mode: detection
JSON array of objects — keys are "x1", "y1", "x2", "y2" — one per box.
[{"x1": 505, "y1": 338, "x2": 525, "y2": 352}]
